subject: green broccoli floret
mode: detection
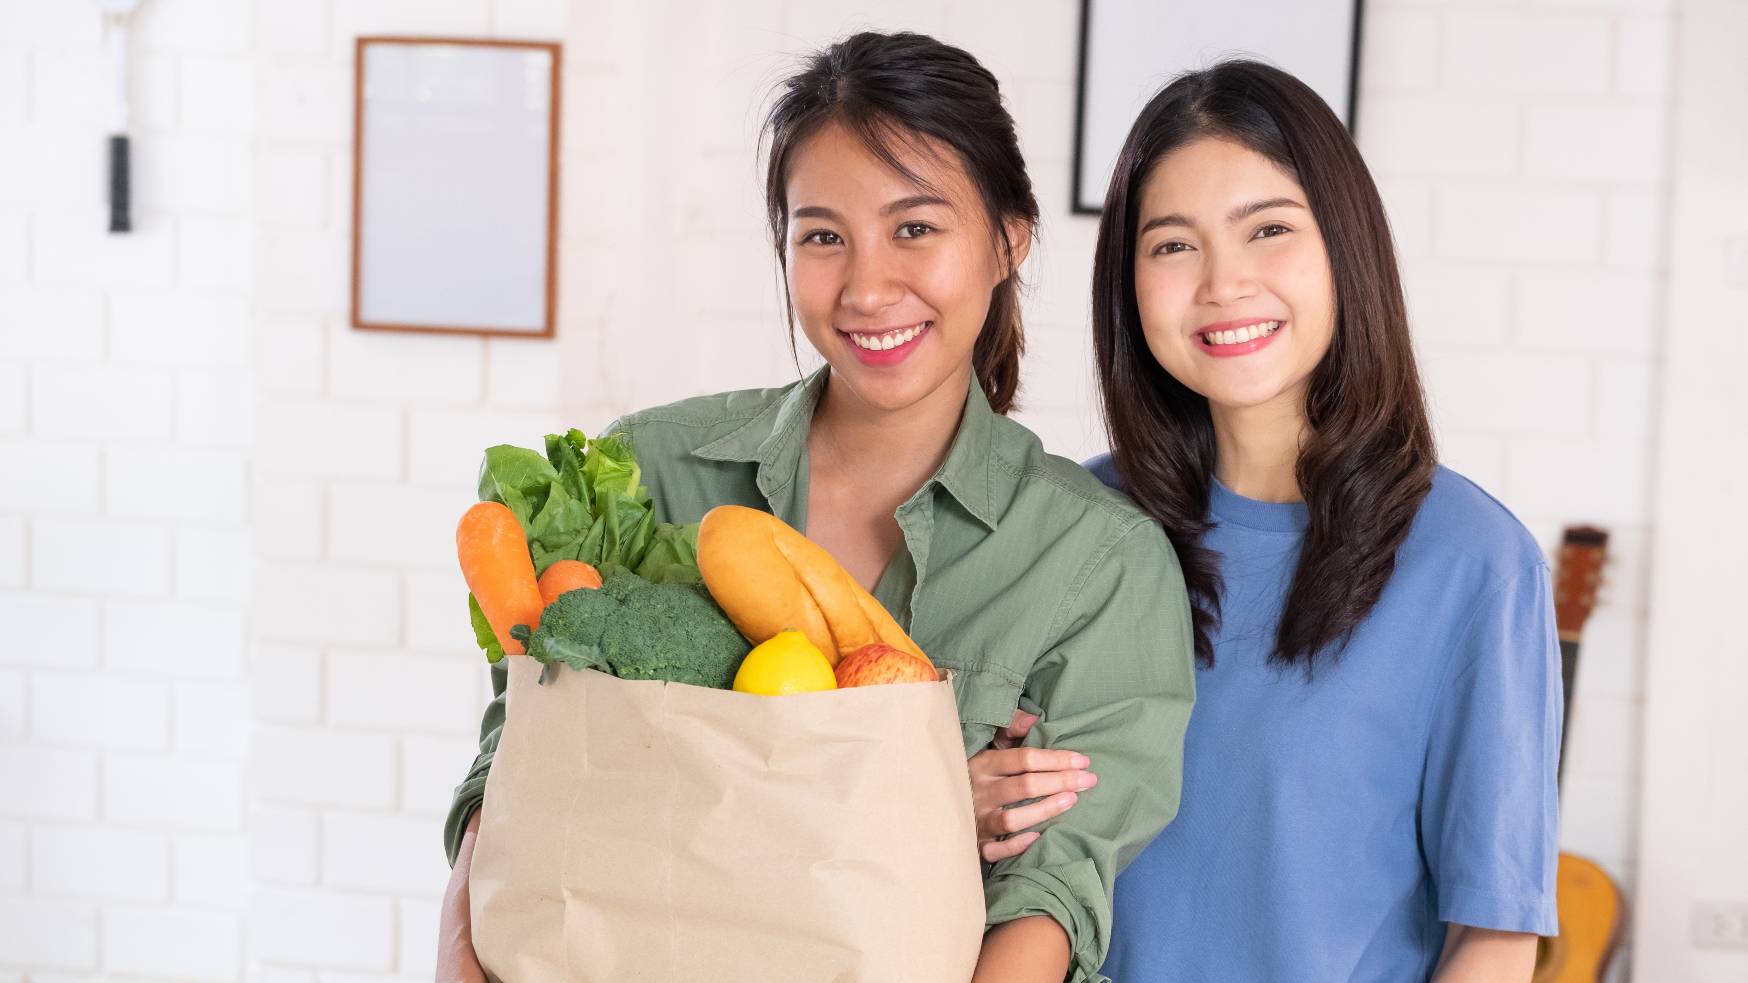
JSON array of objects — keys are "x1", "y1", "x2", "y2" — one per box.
[{"x1": 519, "y1": 568, "x2": 749, "y2": 689}]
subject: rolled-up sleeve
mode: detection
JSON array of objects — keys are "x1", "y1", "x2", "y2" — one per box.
[
  {"x1": 443, "y1": 660, "x2": 508, "y2": 865},
  {"x1": 983, "y1": 519, "x2": 1197, "y2": 983}
]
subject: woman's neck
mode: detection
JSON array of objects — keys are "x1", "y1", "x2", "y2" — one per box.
[
  {"x1": 1209, "y1": 395, "x2": 1309, "y2": 504},
  {"x1": 809, "y1": 366, "x2": 970, "y2": 496}
]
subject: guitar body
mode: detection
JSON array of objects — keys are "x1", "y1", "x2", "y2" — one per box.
[{"x1": 1533, "y1": 851, "x2": 1624, "y2": 983}]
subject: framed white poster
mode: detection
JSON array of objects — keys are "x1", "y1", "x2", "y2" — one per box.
[
  {"x1": 352, "y1": 37, "x2": 561, "y2": 337},
  {"x1": 1072, "y1": 0, "x2": 1364, "y2": 214}
]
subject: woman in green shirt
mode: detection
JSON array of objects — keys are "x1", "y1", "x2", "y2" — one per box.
[{"x1": 438, "y1": 32, "x2": 1195, "y2": 983}]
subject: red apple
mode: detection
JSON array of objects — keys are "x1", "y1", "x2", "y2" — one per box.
[{"x1": 835, "y1": 643, "x2": 939, "y2": 688}]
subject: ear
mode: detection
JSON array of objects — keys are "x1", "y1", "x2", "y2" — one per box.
[{"x1": 1000, "y1": 216, "x2": 1034, "y2": 281}]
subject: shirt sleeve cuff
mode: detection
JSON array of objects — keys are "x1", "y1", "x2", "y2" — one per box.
[
  {"x1": 443, "y1": 772, "x2": 490, "y2": 867},
  {"x1": 1440, "y1": 883, "x2": 1559, "y2": 937},
  {"x1": 984, "y1": 860, "x2": 1110, "y2": 983}
]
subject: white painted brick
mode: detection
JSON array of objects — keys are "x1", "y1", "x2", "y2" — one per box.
[
  {"x1": 104, "y1": 599, "x2": 246, "y2": 678},
  {"x1": 31, "y1": 672, "x2": 171, "y2": 751},
  {"x1": 1616, "y1": 14, "x2": 1672, "y2": 96},
  {"x1": 1356, "y1": 7, "x2": 1440, "y2": 92},
  {"x1": 1516, "y1": 272, "x2": 1659, "y2": 354},
  {"x1": 176, "y1": 523, "x2": 255, "y2": 603},
  {"x1": 1435, "y1": 430, "x2": 1510, "y2": 502},
  {"x1": 32, "y1": 206, "x2": 176, "y2": 289},
  {"x1": 0, "y1": 362, "x2": 25, "y2": 433},
  {"x1": 181, "y1": 57, "x2": 256, "y2": 133},
  {"x1": 174, "y1": 832, "x2": 249, "y2": 907},
  {"x1": 1560, "y1": 773, "x2": 1639, "y2": 870},
  {"x1": 1524, "y1": 102, "x2": 1666, "y2": 183},
  {"x1": 253, "y1": 476, "x2": 325, "y2": 560},
  {"x1": 251, "y1": 726, "x2": 397, "y2": 809},
  {"x1": 0, "y1": 441, "x2": 100, "y2": 513},
  {"x1": 328, "y1": 325, "x2": 485, "y2": 403},
  {"x1": 404, "y1": 569, "x2": 481, "y2": 658},
  {"x1": 103, "y1": 906, "x2": 242, "y2": 981},
  {"x1": 256, "y1": 400, "x2": 403, "y2": 480},
  {"x1": 0, "y1": 210, "x2": 25, "y2": 283},
  {"x1": 253, "y1": 562, "x2": 401, "y2": 647},
  {"x1": 492, "y1": 0, "x2": 567, "y2": 35},
  {"x1": 31, "y1": 364, "x2": 174, "y2": 440},
  {"x1": 32, "y1": 519, "x2": 173, "y2": 596},
  {"x1": 0, "y1": 517, "x2": 20, "y2": 587},
  {"x1": 1566, "y1": 691, "x2": 1645, "y2": 779},
  {"x1": 138, "y1": 135, "x2": 253, "y2": 213},
  {"x1": 104, "y1": 753, "x2": 243, "y2": 829},
  {"x1": 255, "y1": 63, "x2": 348, "y2": 144},
  {"x1": 179, "y1": 214, "x2": 256, "y2": 290},
  {"x1": 174, "y1": 680, "x2": 251, "y2": 756},
  {"x1": 252, "y1": 644, "x2": 323, "y2": 723},
  {"x1": 0, "y1": 670, "x2": 22, "y2": 739},
  {"x1": 0, "y1": 823, "x2": 22, "y2": 891},
  {"x1": 0, "y1": 286, "x2": 104, "y2": 360},
  {"x1": 255, "y1": 148, "x2": 328, "y2": 229},
  {"x1": 0, "y1": 898, "x2": 98, "y2": 970},
  {"x1": 1593, "y1": 357, "x2": 1657, "y2": 443},
  {"x1": 0, "y1": 591, "x2": 100, "y2": 669},
  {"x1": 398, "y1": 897, "x2": 440, "y2": 978},
  {"x1": 256, "y1": 313, "x2": 328, "y2": 395},
  {"x1": 1604, "y1": 189, "x2": 1665, "y2": 269},
  {"x1": 256, "y1": 229, "x2": 348, "y2": 315},
  {"x1": 1505, "y1": 436, "x2": 1649, "y2": 524},
  {"x1": 251, "y1": 888, "x2": 394, "y2": 971},
  {"x1": 407, "y1": 406, "x2": 565, "y2": 488},
  {"x1": 0, "y1": 125, "x2": 101, "y2": 213},
  {"x1": 1375, "y1": 178, "x2": 1432, "y2": 260},
  {"x1": 134, "y1": 53, "x2": 182, "y2": 131},
  {"x1": 1423, "y1": 352, "x2": 1592, "y2": 436},
  {"x1": 331, "y1": 0, "x2": 492, "y2": 49},
  {"x1": 107, "y1": 445, "x2": 248, "y2": 523},
  {"x1": 1435, "y1": 184, "x2": 1605, "y2": 264},
  {"x1": 0, "y1": 747, "x2": 98, "y2": 820},
  {"x1": 251, "y1": 968, "x2": 319, "y2": 983},
  {"x1": 322, "y1": 811, "x2": 449, "y2": 896},
  {"x1": 1358, "y1": 96, "x2": 1519, "y2": 177},
  {"x1": 483, "y1": 337, "x2": 564, "y2": 409},
  {"x1": 31, "y1": 826, "x2": 169, "y2": 901},
  {"x1": 401, "y1": 733, "x2": 483, "y2": 817},
  {"x1": 1444, "y1": 13, "x2": 1613, "y2": 94},
  {"x1": 110, "y1": 293, "x2": 252, "y2": 367},
  {"x1": 250, "y1": 805, "x2": 319, "y2": 886},
  {"x1": 255, "y1": 0, "x2": 330, "y2": 56},
  {"x1": 328, "y1": 651, "x2": 481, "y2": 736},
  {"x1": 1402, "y1": 263, "x2": 1512, "y2": 350},
  {"x1": 328, "y1": 482, "x2": 471, "y2": 571},
  {"x1": 0, "y1": 51, "x2": 25, "y2": 126},
  {"x1": 134, "y1": 0, "x2": 252, "y2": 52},
  {"x1": 1574, "y1": 609, "x2": 1646, "y2": 700}
]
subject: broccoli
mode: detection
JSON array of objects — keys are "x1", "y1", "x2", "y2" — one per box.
[{"x1": 518, "y1": 568, "x2": 749, "y2": 689}]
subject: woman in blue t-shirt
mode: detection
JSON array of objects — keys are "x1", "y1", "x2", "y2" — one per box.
[{"x1": 968, "y1": 61, "x2": 1560, "y2": 981}]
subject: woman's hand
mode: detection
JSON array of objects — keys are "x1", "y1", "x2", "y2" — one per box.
[
  {"x1": 438, "y1": 810, "x2": 488, "y2": 982},
  {"x1": 968, "y1": 710, "x2": 1096, "y2": 863}
]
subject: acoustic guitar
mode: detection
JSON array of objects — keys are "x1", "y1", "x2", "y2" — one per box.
[{"x1": 1533, "y1": 526, "x2": 1625, "y2": 983}]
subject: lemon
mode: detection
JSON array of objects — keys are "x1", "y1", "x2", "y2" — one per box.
[{"x1": 732, "y1": 630, "x2": 838, "y2": 696}]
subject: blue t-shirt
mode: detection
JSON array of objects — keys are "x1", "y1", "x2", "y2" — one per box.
[{"x1": 1084, "y1": 458, "x2": 1560, "y2": 983}]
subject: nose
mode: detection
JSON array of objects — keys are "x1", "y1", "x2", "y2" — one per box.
[
  {"x1": 839, "y1": 242, "x2": 905, "y2": 316},
  {"x1": 1194, "y1": 244, "x2": 1259, "y2": 308}
]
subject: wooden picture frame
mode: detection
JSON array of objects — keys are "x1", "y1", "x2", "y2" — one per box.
[
  {"x1": 351, "y1": 36, "x2": 562, "y2": 338},
  {"x1": 1071, "y1": 0, "x2": 1365, "y2": 215}
]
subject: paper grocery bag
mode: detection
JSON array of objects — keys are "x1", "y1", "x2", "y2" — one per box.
[{"x1": 470, "y1": 656, "x2": 986, "y2": 982}]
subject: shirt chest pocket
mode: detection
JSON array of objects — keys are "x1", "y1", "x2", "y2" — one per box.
[{"x1": 932, "y1": 660, "x2": 1034, "y2": 756}]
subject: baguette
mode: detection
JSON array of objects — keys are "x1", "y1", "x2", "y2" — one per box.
[{"x1": 697, "y1": 505, "x2": 929, "y2": 667}]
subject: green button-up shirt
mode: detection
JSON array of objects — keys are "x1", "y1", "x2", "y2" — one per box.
[{"x1": 445, "y1": 369, "x2": 1195, "y2": 983}]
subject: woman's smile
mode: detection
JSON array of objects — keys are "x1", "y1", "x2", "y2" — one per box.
[
  {"x1": 841, "y1": 320, "x2": 934, "y2": 365},
  {"x1": 1196, "y1": 318, "x2": 1285, "y2": 358}
]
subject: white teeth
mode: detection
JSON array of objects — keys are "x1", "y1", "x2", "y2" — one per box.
[
  {"x1": 1204, "y1": 321, "x2": 1280, "y2": 346},
  {"x1": 850, "y1": 322, "x2": 927, "y2": 351}
]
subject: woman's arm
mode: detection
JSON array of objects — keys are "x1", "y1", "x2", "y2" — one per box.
[
  {"x1": 437, "y1": 809, "x2": 487, "y2": 982},
  {"x1": 1430, "y1": 924, "x2": 1537, "y2": 982},
  {"x1": 972, "y1": 916, "x2": 1071, "y2": 983}
]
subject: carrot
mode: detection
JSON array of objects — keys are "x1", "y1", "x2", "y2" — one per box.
[
  {"x1": 457, "y1": 502, "x2": 543, "y2": 655},
  {"x1": 538, "y1": 559, "x2": 603, "y2": 606}
]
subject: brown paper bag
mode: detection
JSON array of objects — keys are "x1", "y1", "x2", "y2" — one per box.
[{"x1": 470, "y1": 656, "x2": 986, "y2": 982}]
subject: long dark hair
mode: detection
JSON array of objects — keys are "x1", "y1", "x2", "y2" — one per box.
[
  {"x1": 762, "y1": 31, "x2": 1039, "y2": 414},
  {"x1": 1092, "y1": 60, "x2": 1436, "y2": 671}
]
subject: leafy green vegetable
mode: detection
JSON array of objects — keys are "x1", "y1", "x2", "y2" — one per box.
[
  {"x1": 637, "y1": 522, "x2": 703, "y2": 585},
  {"x1": 521, "y1": 568, "x2": 748, "y2": 688},
  {"x1": 477, "y1": 446, "x2": 558, "y2": 537},
  {"x1": 468, "y1": 593, "x2": 506, "y2": 664}
]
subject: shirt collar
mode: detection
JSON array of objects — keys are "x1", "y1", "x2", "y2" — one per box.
[{"x1": 690, "y1": 367, "x2": 1001, "y2": 530}]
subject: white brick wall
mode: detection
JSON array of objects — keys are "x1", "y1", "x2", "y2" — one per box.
[{"x1": 0, "y1": 0, "x2": 1685, "y2": 978}]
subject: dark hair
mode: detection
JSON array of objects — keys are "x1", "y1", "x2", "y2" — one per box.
[
  {"x1": 1092, "y1": 60, "x2": 1436, "y2": 671},
  {"x1": 762, "y1": 31, "x2": 1039, "y2": 414}
]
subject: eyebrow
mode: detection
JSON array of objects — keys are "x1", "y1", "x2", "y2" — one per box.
[
  {"x1": 1138, "y1": 197, "x2": 1306, "y2": 235},
  {"x1": 790, "y1": 194, "x2": 952, "y2": 222}
]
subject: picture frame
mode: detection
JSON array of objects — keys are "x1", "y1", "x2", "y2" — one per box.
[
  {"x1": 351, "y1": 36, "x2": 562, "y2": 338},
  {"x1": 1071, "y1": 0, "x2": 1365, "y2": 215}
]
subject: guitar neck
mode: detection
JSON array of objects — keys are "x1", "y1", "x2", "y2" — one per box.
[{"x1": 1557, "y1": 638, "x2": 1579, "y2": 786}]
